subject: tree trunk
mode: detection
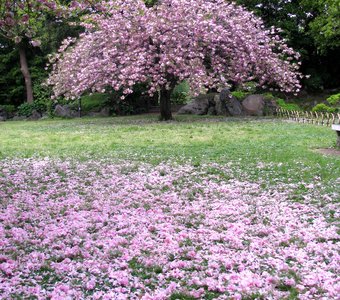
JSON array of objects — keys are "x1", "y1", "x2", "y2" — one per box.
[
  {"x1": 159, "y1": 87, "x2": 173, "y2": 121},
  {"x1": 18, "y1": 45, "x2": 34, "y2": 104}
]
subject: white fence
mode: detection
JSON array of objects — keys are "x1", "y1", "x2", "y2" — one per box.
[{"x1": 276, "y1": 108, "x2": 340, "y2": 126}]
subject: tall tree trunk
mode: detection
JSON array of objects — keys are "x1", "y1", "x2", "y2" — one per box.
[
  {"x1": 18, "y1": 45, "x2": 34, "y2": 104},
  {"x1": 159, "y1": 87, "x2": 173, "y2": 121}
]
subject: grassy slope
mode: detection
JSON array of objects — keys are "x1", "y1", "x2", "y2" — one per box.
[{"x1": 0, "y1": 115, "x2": 339, "y2": 193}]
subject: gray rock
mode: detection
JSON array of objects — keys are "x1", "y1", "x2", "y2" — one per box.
[
  {"x1": 40, "y1": 114, "x2": 50, "y2": 120},
  {"x1": 219, "y1": 88, "x2": 233, "y2": 102},
  {"x1": 0, "y1": 116, "x2": 5, "y2": 122},
  {"x1": 207, "y1": 106, "x2": 216, "y2": 115},
  {"x1": 28, "y1": 110, "x2": 42, "y2": 120},
  {"x1": 54, "y1": 104, "x2": 78, "y2": 118},
  {"x1": 0, "y1": 108, "x2": 7, "y2": 120},
  {"x1": 217, "y1": 88, "x2": 243, "y2": 116},
  {"x1": 86, "y1": 107, "x2": 111, "y2": 117},
  {"x1": 99, "y1": 106, "x2": 111, "y2": 117},
  {"x1": 242, "y1": 94, "x2": 265, "y2": 116},
  {"x1": 177, "y1": 94, "x2": 212, "y2": 115},
  {"x1": 12, "y1": 115, "x2": 26, "y2": 121},
  {"x1": 264, "y1": 99, "x2": 278, "y2": 116},
  {"x1": 214, "y1": 94, "x2": 227, "y2": 115},
  {"x1": 226, "y1": 97, "x2": 243, "y2": 116}
]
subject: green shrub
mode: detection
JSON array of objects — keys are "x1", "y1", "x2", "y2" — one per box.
[
  {"x1": 0, "y1": 105, "x2": 16, "y2": 114},
  {"x1": 304, "y1": 70, "x2": 324, "y2": 92},
  {"x1": 171, "y1": 81, "x2": 190, "y2": 104},
  {"x1": 17, "y1": 103, "x2": 34, "y2": 117},
  {"x1": 276, "y1": 98, "x2": 302, "y2": 111},
  {"x1": 231, "y1": 90, "x2": 249, "y2": 100},
  {"x1": 262, "y1": 92, "x2": 276, "y2": 101},
  {"x1": 312, "y1": 103, "x2": 336, "y2": 113},
  {"x1": 80, "y1": 93, "x2": 110, "y2": 112},
  {"x1": 242, "y1": 81, "x2": 258, "y2": 93},
  {"x1": 17, "y1": 100, "x2": 46, "y2": 117},
  {"x1": 113, "y1": 98, "x2": 133, "y2": 115},
  {"x1": 326, "y1": 93, "x2": 340, "y2": 106}
]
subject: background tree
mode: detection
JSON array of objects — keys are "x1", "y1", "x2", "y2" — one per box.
[
  {"x1": 0, "y1": 0, "x2": 102, "y2": 104},
  {"x1": 302, "y1": 0, "x2": 340, "y2": 53},
  {"x1": 48, "y1": 0, "x2": 302, "y2": 120},
  {"x1": 235, "y1": 0, "x2": 340, "y2": 91},
  {"x1": 0, "y1": 0, "x2": 62, "y2": 103}
]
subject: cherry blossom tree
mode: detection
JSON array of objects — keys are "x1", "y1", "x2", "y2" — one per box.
[{"x1": 48, "y1": 0, "x2": 302, "y2": 120}]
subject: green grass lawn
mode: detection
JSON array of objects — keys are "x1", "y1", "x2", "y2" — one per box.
[{"x1": 1, "y1": 115, "x2": 339, "y2": 192}]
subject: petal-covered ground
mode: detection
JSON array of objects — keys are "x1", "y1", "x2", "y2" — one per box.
[{"x1": 0, "y1": 159, "x2": 339, "y2": 299}]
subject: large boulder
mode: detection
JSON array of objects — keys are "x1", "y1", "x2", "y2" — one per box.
[
  {"x1": 220, "y1": 88, "x2": 243, "y2": 116},
  {"x1": 264, "y1": 99, "x2": 279, "y2": 115},
  {"x1": 214, "y1": 94, "x2": 227, "y2": 115},
  {"x1": 12, "y1": 115, "x2": 26, "y2": 121},
  {"x1": 242, "y1": 94, "x2": 265, "y2": 116},
  {"x1": 87, "y1": 106, "x2": 111, "y2": 117},
  {"x1": 177, "y1": 94, "x2": 216, "y2": 115},
  {"x1": 54, "y1": 104, "x2": 78, "y2": 118},
  {"x1": 0, "y1": 107, "x2": 7, "y2": 120},
  {"x1": 99, "y1": 106, "x2": 111, "y2": 117},
  {"x1": 28, "y1": 110, "x2": 42, "y2": 120}
]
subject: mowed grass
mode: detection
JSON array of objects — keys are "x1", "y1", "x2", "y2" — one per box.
[{"x1": 0, "y1": 115, "x2": 339, "y2": 192}]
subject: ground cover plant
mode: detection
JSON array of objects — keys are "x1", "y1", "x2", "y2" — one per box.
[{"x1": 0, "y1": 116, "x2": 339, "y2": 299}]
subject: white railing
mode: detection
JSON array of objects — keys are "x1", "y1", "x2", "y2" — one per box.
[{"x1": 276, "y1": 108, "x2": 340, "y2": 126}]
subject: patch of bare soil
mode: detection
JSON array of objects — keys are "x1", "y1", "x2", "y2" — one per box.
[{"x1": 314, "y1": 148, "x2": 340, "y2": 156}]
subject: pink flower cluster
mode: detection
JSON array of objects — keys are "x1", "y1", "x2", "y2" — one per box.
[
  {"x1": 0, "y1": 0, "x2": 103, "y2": 44},
  {"x1": 0, "y1": 159, "x2": 338, "y2": 299},
  {"x1": 48, "y1": 0, "x2": 302, "y2": 99}
]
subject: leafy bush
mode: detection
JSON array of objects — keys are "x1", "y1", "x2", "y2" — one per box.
[
  {"x1": 304, "y1": 70, "x2": 324, "y2": 92},
  {"x1": 17, "y1": 100, "x2": 46, "y2": 117},
  {"x1": 112, "y1": 98, "x2": 133, "y2": 115},
  {"x1": 326, "y1": 93, "x2": 340, "y2": 106},
  {"x1": 262, "y1": 92, "x2": 276, "y2": 101},
  {"x1": 0, "y1": 105, "x2": 16, "y2": 114},
  {"x1": 242, "y1": 81, "x2": 258, "y2": 93},
  {"x1": 276, "y1": 98, "x2": 302, "y2": 111},
  {"x1": 231, "y1": 90, "x2": 249, "y2": 100},
  {"x1": 312, "y1": 103, "x2": 336, "y2": 113},
  {"x1": 17, "y1": 103, "x2": 34, "y2": 117},
  {"x1": 80, "y1": 93, "x2": 111, "y2": 112},
  {"x1": 171, "y1": 81, "x2": 190, "y2": 104}
]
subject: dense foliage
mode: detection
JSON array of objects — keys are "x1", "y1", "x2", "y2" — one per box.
[
  {"x1": 236, "y1": 0, "x2": 340, "y2": 91},
  {"x1": 0, "y1": 0, "x2": 101, "y2": 104}
]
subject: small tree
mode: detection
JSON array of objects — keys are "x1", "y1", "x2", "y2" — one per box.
[
  {"x1": 48, "y1": 0, "x2": 302, "y2": 120},
  {"x1": 0, "y1": 0, "x2": 102, "y2": 104}
]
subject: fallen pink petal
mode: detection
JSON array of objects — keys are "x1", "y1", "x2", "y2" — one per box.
[{"x1": 0, "y1": 159, "x2": 338, "y2": 299}]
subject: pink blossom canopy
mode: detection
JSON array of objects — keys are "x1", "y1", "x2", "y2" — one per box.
[{"x1": 48, "y1": 0, "x2": 302, "y2": 99}]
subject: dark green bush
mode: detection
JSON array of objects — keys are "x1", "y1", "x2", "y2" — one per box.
[
  {"x1": 17, "y1": 103, "x2": 34, "y2": 117},
  {"x1": 304, "y1": 70, "x2": 324, "y2": 92},
  {"x1": 262, "y1": 92, "x2": 276, "y2": 101},
  {"x1": 0, "y1": 105, "x2": 16, "y2": 114},
  {"x1": 80, "y1": 93, "x2": 111, "y2": 112},
  {"x1": 276, "y1": 99, "x2": 302, "y2": 111},
  {"x1": 231, "y1": 90, "x2": 249, "y2": 101},
  {"x1": 326, "y1": 93, "x2": 340, "y2": 106},
  {"x1": 312, "y1": 103, "x2": 336, "y2": 113},
  {"x1": 17, "y1": 100, "x2": 46, "y2": 117},
  {"x1": 171, "y1": 81, "x2": 190, "y2": 104}
]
